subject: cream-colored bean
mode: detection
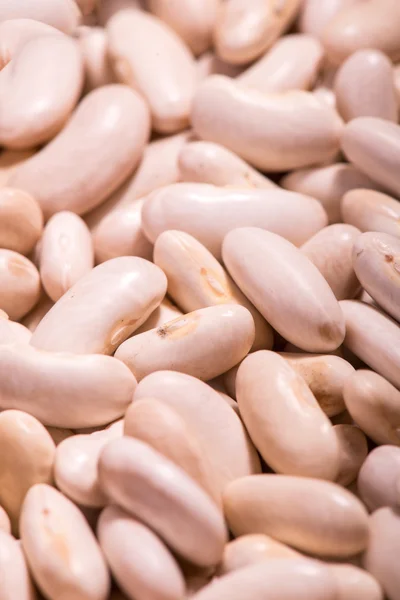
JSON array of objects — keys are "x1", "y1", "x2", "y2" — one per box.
[
  {"x1": 134, "y1": 298, "x2": 183, "y2": 335},
  {"x1": 353, "y1": 232, "x2": 400, "y2": 322},
  {"x1": 196, "y1": 560, "x2": 337, "y2": 600},
  {"x1": 0, "y1": 250, "x2": 40, "y2": 320},
  {"x1": 224, "y1": 474, "x2": 369, "y2": 557},
  {"x1": 299, "y1": 0, "x2": 361, "y2": 39},
  {"x1": 340, "y1": 300, "x2": 400, "y2": 388},
  {"x1": 153, "y1": 230, "x2": 273, "y2": 351},
  {"x1": 134, "y1": 371, "x2": 261, "y2": 496},
  {"x1": 39, "y1": 211, "x2": 93, "y2": 303},
  {"x1": 301, "y1": 224, "x2": 361, "y2": 300},
  {"x1": 0, "y1": 506, "x2": 11, "y2": 534},
  {"x1": 142, "y1": 184, "x2": 328, "y2": 260},
  {"x1": 178, "y1": 141, "x2": 277, "y2": 188},
  {"x1": 329, "y1": 564, "x2": 383, "y2": 600},
  {"x1": 334, "y1": 424, "x2": 368, "y2": 487},
  {"x1": 0, "y1": 149, "x2": 34, "y2": 188},
  {"x1": 0, "y1": 0, "x2": 81, "y2": 34},
  {"x1": 98, "y1": 505, "x2": 185, "y2": 600},
  {"x1": 214, "y1": 0, "x2": 301, "y2": 65},
  {"x1": 0, "y1": 35, "x2": 84, "y2": 150},
  {"x1": 21, "y1": 292, "x2": 53, "y2": 333},
  {"x1": 192, "y1": 76, "x2": 342, "y2": 172},
  {"x1": 10, "y1": 85, "x2": 150, "y2": 218},
  {"x1": 344, "y1": 370, "x2": 400, "y2": 446},
  {"x1": 220, "y1": 535, "x2": 301, "y2": 575},
  {"x1": 0, "y1": 410, "x2": 55, "y2": 535},
  {"x1": 281, "y1": 163, "x2": 382, "y2": 224},
  {"x1": 0, "y1": 18, "x2": 63, "y2": 69},
  {"x1": 55, "y1": 421, "x2": 122, "y2": 508},
  {"x1": 147, "y1": 0, "x2": 218, "y2": 56},
  {"x1": 237, "y1": 351, "x2": 339, "y2": 479},
  {"x1": 364, "y1": 507, "x2": 400, "y2": 600},
  {"x1": 0, "y1": 531, "x2": 37, "y2": 600},
  {"x1": 124, "y1": 398, "x2": 220, "y2": 504},
  {"x1": 238, "y1": 33, "x2": 324, "y2": 93},
  {"x1": 31, "y1": 257, "x2": 166, "y2": 355},
  {"x1": 0, "y1": 344, "x2": 136, "y2": 428},
  {"x1": 108, "y1": 9, "x2": 196, "y2": 133},
  {"x1": 358, "y1": 446, "x2": 400, "y2": 511},
  {"x1": 223, "y1": 228, "x2": 345, "y2": 352},
  {"x1": 334, "y1": 49, "x2": 397, "y2": 122},
  {"x1": 342, "y1": 189, "x2": 400, "y2": 236},
  {"x1": 99, "y1": 437, "x2": 227, "y2": 566},
  {"x1": 116, "y1": 304, "x2": 254, "y2": 382},
  {"x1": 342, "y1": 117, "x2": 400, "y2": 198},
  {"x1": 76, "y1": 26, "x2": 114, "y2": 91},
  {"x1": 322, "y1": 0, "x2": 400, "y2": 66},
  {"x1": 281, "y1": 353, "x2": 354, "y2": 416},
  {"x1": 20, "y1": 484, "x2": 110, "y2": 600},
  {"x1": 0, "y1": 319, "x2": 31, "y2": 345},
  {"x1": 0, "y1": 188, "x2": 43, "y2": 256}
]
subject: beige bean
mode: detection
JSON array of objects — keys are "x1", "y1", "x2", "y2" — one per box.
[
  {"x1": 21, "y1": 292, "x2": 53, "y2": 333},
  {"x1": 322, "y1": 0, "x2": 400, "y2": 65},
  {"x1": 223, "y1": 228, "x2": 345, "y2": 352},
  {"x1": 301, "y1": 224, "x2": 361, "y2": 300},
  {"x1": 134, "y1": 298, "x2": 183, "y2": 335},
  {"x1": 334, "y1": 424, "x2": 368, "y2": 487},
  {"x1": 344, "y1": 370, "x2": 400, "y2": 446},
  {"x1": 108, "y1": 9, "x2": 196, "y2": 133},
  {"x1": 281, "y1": 352, "x2": 354, "y2": 416},
  {"x1": 153, "y1": 230, "x2": 273, "y2": 351},
  {"x1": 192, "y1": 75, "x2": 342, "y2": 172},
  {"x1": 358, "y1": 446, "x2": 400, "y2": 511},
  {"x1": 10, "y1": 85, "x2": 150, "y2": 218},
  {"x1": 342, "y1": 189, "x2": 400, "y2": 236},
  {"x1": 299, "y1": 0, "x2": 361, "y2": 39},
  {"x1": 0, "y1": 344, "x2": 136, "y2": 428},
  {"x1": 0, "y1": 188, "x2": 43, "y2": 256},
  {"x1": 224, "y1": 474, "x2": 369, "y2": 557},
  {"x1": 142, "y1": 184, "x2": 328, "y2": 260},
  {"x1": 0, "y1": 18, "x2": 63, "y2": 69},
  {"x1": 0, "y1": 0, "x2": 81, "y2": 34},
  {"x1": 134, "y1": 371, "x2": 261, "y2": 495},
  {"x1": 195, "y1": 560, "x2": 337, "y2": 600},
  {"x1": 124, "y1": 398, "x2": 220, "y2": 504},
  {"x1": 281, "y1": 163, "x2": 382, "y2": 224},
  {"x1": 39, "y1": 211, "x2": 94, "y2": 302},
  {"x1": 238, "y1": 33, "x2": 324, "y2": 93},
  {"x1": 99, "y1": 437, "x2": 227, "y2": 566},
  {"x1": 116, "y1": 304, "x2": 254, "y2": 382},
  {"x1": 0, "y1": 506, "x2": 11, "y2": 534},
  {"x1": 214, "y1": 0, "x2": 301, "y2": 65},
  {"x1": 178, "y1": 141, "x2": 277, "y2": 188},
  {"x1": 0, "y1": 35, "x2": 84, "y2": 150},
  {"x1": 0, "y1": 410, "x2": 55, "y2": 535},
  {"x1": 364, "y1": 507, "x2": 400, "y2": 600},
  {"x1": 0, "y1": 250, "x2": 40, "y2": 320},
  {"x1": 329, "y1": 564, "x2": 383, "y2": 600},
  {"x1": 342, "y1": 117, "x2": 400, "y2": 198},
  {"x1": 334, "y1": 49, "x2": 397, "y2": 122},
  {"x1": 147, "y1": 0, "x2": 218, "y2": 56},
  {"x1": 0, "y1": 318, "x2": 31, "y2": 345},
  {"x1": 55, "y1": 421, "x2": 123, "y2": 508},
  {"x1": 31, "y1": 257, "x2": 166, "y2": 355},
  {"x1": 220, "y1": 535, "x2": 300, "y2": 575},
  {"x1": 0, "y1": 530, "x2": 37, "y2": 600},
  {"x1": 0, "y1": 149, "x2": 34, "y2": 188},
  {"x1": 76, "y1": 26, "x2": 114, "y2": 91},
  {"x1": 21, "y1": 484, "x2": 110, "y2": 600},
  {"x1": 99, "y1": 506, "x2": 185, "y2": 600},
  {"x1": 340, "y1": 300, "x2": 400, "y2": 388},
  {"x1": 353, "y1": 232, "x2": 400, "y2": 322},
  {"x1": 237, "y1": 351, "x2": 339, "y2": 479}
]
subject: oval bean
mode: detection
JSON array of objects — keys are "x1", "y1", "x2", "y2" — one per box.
[
  {"x1": 31, "y1": 257, "x2": 167, "y2": 355},
  {"x1": 358, "y1": 446, "x2": 400, "y2": 511},
  {"x1": 329, "y1": 564, "x2": 383, "y2": 600},
  {"x1": 342, "y1": 189, "x2": 400, "y2": 236},
  {"x1": 0, "y1": 0, "x2": 81, "y2": 33},
  {"x1": 223, "y1": 228, "x2": 345, "y2": 352},
  {"x1": 220, "y1": 534, "x2": 300, "y2": 575},
  {"x1": 192, "y1": 75, "x2": 342, "y2": 171},
  {"x1": 98, "y1": 437, "x2": 227, "y2": 566},
  {"x1": 0, "y1": 188, "x2": 43, "y2": 256},
  {"x1": 0, "y1": 250, "x2": 40, "y2": 320},
  {"x1": 299, "y1": 0, "x2": 361, "y2": 39},
  {"x1": 10, "y1": 85, "x2": 150, "y2": 218},
  {"x1": 0, "y1": 530, "x2": 37, "y2": 600},
  {"x1": 224, "y1": 474, "x2": 369, "y2": 557},
  {"x1": 142, "y1": 184, "x2": 328, "y2": 259},
  {"x1": 0, "y1": 18, "x2": 63, "y2": 69}
]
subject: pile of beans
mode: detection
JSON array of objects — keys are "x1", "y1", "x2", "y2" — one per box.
[{"x1": 2, "y1": 0, "x2": 400, "y2": 598}]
